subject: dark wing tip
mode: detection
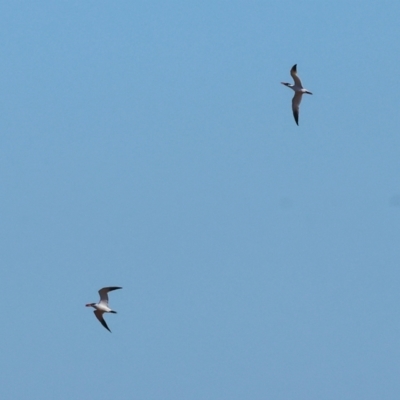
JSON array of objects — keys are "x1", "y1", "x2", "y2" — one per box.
[
  {"x1": 291, "y1": 64, "x2": 297, "y2": 72},
  {"x1": 108, "y1": 286, "x2": 122, "y2": 291},
  {"x1": 100, "y1": 286, "x2": 122, "y2": 292},
  {"x1": 293, "y1": 111, "x2": 299, "y2": 125},
  {"x1": 94, "y1": 311, "x2": 112, "y2": 332}
]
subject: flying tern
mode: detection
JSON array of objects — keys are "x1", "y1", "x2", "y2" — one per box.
[
  {"x1": 281, "y1": 64, "x2": 312, "y2": 125},
  {"x1": 86, "y1": 286, "x2": 122, "y2": 332}
]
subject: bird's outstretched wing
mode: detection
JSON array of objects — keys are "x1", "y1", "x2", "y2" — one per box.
[
  {"x1": 94, "y1": 309, "x2": 111, "y2": 332},
  {"x1": 292, "y1": 92, "x2": 303, "y2": 125},
  {"x1": 98, "y1": 286, "x2": 122, "y2": 305},
  {"x1": 290, "y1": 64, "x2": 303, "y2": 88}
]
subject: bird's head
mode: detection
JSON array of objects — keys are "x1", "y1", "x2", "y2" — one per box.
[
  {"x1": 281, "y1": 82, "x2": 290, "y2": 87},
  {"x1": 85, "y1": 303, "x2": 96, "y2": 308}
]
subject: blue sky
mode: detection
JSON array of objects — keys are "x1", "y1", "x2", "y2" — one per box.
[{"x1": 1, "y1": 1, "x2": 400, "y2": 399}]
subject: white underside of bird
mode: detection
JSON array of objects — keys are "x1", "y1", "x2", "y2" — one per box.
[
  {"x1": 86, "y1": 286, "x2": 122, "y2": 332},
  {"x1": 281, "y1": 64, "x2": 312, "y2": 125}
]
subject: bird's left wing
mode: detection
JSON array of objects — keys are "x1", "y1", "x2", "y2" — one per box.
[
  {"x1": 98, "y1": 286, "x2": 122, "y2": 305},
  {"x1": 290, "y1": 64, "x2": 303, "y2": 88}
]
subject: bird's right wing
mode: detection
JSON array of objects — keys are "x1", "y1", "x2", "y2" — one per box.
[
  {"x1": 292, "y1": 92, "x2": 303, "y2": 125},
  {"x1": 94, "y1": 309, "x2": 111, "y2": 332}
]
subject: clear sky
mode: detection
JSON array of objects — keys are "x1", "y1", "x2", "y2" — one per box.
[{"x1": 1, "y1": 1, "x2": 399, "y2": 399}]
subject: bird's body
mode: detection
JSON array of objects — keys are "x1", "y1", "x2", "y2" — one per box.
[
  {"x1": 86, "y1": 286, "x2": 122, "y2": 332},
  {"x1": 281, "y1": 64, "x2": 312, "y2": 125}
]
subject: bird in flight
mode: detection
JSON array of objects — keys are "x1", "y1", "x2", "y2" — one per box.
[
  {"x1": 86, "y1": 286, "x2": 122, "y2": 332},
  {"x1": 281, "y1": 64, "x2": 312, "y2": 125}
]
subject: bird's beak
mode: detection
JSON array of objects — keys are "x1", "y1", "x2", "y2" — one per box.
[{"x1": 85, "y1": 303, "x2": 91, "y2": 307}]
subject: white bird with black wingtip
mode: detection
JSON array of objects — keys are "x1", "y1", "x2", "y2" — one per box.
[
  {"x1": 86, "y1": 287, "x2": 122, "y2": 332},
  {"x1": 281, "y1": 64, "x2": 312, "y2": 125}
]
